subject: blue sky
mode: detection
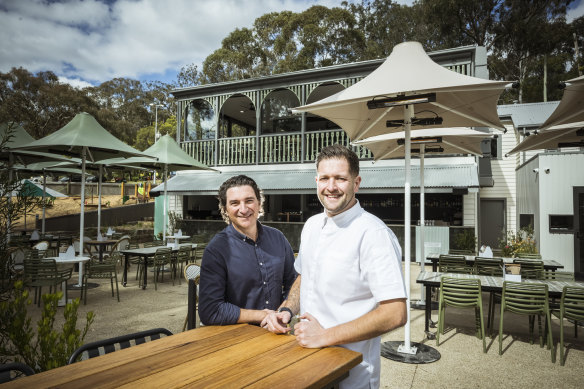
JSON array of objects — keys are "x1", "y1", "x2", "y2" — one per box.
[{"x1": 0, "y1": 0, "x2": 582, "y2": 88}]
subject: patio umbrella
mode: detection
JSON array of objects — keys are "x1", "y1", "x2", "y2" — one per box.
[
  {"x1": 12, "y1": 112, "x2": 152, "y2": 256},
  {"x1": 12, "y1": 179, "x2": 67, "y2": 230},
  {"x1": 293, "y1": 41, "x2": 508, "y2": 362},
  {"x1": 539, "y1": 75, "x2": 584, "y2": 130},
  {"x1": 354, "y1": 127, "x2": 492, "y2": 310},
  {"x1": 106, "y1": 134, "x2": 218, "y2": 241},
  {"x1": 508, "y1": 121, "x2": 584, "y2": 155}
]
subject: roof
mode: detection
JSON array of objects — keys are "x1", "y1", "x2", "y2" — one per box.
[
  {"x1": 497, "y1": 101, "x2": 560, "y2": 129},
  {"x1": 151, "y1": 157, "x2": 479, "y2": 195}
]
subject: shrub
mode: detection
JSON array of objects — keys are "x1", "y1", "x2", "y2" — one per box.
[
  {"x1": 498, "y1": 226, "x2": 538, "y2": 257},
  {"x1": 453, "y1": 229, "x2": 476, "y2": 252}
]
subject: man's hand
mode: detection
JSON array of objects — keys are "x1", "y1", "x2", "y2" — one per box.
[
  {"x1": 261, "y1": 310, "x2": 291, "y2": 334},
  {"x1": 294, "y1": 312, "x2": 327, "y2": 348}
]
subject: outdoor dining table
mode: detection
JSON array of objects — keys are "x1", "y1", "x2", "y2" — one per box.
[
  {"x1": 416, "y1": 271, "x2": 584, "y2": 339},
  {"x1": 85, "y1": 239, "x2": 118, "y2": 261},
  {"x1": 164, "y1": 234, "x2": 191, "y2": 243},
  {"x1": 120, "y1": 243, "x2": 196, "y2": 289},
  {"x1": 425, "y1": 253, "x2": 564, "y2": 272},
  {"x1": 3, "y1": 324, "x2": 362, "y2": 388}
]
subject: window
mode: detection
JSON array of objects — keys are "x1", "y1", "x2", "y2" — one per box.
[
  {"x1": 186, "y1": 99, "x2": 216, "y2": 141},
  {"x1": 519, "y1": 214, "x2": 534, "y2": 230},
  {"x1": 549, "y1": 214, "x2": 574, "y2": 233},
  {"x1": 260, "y1": 89, "x2": 300, "y2": 134}
]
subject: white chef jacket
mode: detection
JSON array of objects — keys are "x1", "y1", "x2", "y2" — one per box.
[{"x1": 295, "y1": 201, "x2": 406, "y2": 389}]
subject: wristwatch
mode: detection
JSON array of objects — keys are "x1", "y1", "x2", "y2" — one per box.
[{"x1": 278, "y1": 307, "x2": 293, "y2": 317}]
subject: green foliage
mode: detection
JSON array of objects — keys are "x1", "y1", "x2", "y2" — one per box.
[
  {"x1": 135, "y1": 116, "x2": 177, "y2": 151},
  {"x1": 499, "y1": 226, "x2": 538, "y2": 257},
  {"x1": 0, "y1": 281, "x2": 94, "y2": 372},
  {"x1": 168, "y1": 211, "x2": 183, "y2": 235},
  {"x1": 453, "y1": 229, "x2": 477, "y2": 252}
]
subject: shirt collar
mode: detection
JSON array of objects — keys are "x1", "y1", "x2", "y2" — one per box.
[
  {"x1": 226, "y1": 221, "x2": 263, "y2": 243},
  {"x1": 322, "y1": 199, "x2": 362, "y2": 228}
]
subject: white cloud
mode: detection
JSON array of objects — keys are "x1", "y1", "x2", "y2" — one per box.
[
  {"x1": 567, "y1": 0, "x2": 584, "y2": 22},
  {"x1": 58, "y1": 76, "x2": 94, "y2": 89},
  {"x1": 0, "y1": 0, "x2": 345, "y2": 86}
]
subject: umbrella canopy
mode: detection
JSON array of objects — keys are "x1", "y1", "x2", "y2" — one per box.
[
  {"x1": 293, "y1": 41, "x2": 508, "y2": 359},
  {"x1": 13, "y1": 179, "x2": 66, "y2": 198},
  {"x1": 293, "y1": 42, "x2": 508, "y2": 141},
  {"x1": 109, "y1": 134, "x2": 218, "y2": 241},
  {"x1": 355, "y1": 127, "x2": 492, "y2": 160},
  {"x1": 508, "y1": 121, "x2": 584, "y2": 154},
  {"x1": 540, "y1": 75, "x2": 584, "y2": 130},
  {"x1": 12, "y1": 112, "x2": 153, "y2": 254},
  {"x1": 1, "y1": 122, "x2": 71, "y2": 166}
]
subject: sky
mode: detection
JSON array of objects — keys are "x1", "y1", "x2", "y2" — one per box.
[{"x1": 0, "y1": 0, "x2": 583, "y2": 89}]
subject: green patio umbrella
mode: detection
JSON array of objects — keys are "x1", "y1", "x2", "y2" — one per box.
[
  {"x1": 108, "y1": 134, "x2": 218, "y2": 241},
  {"x1": 12, "y1": 179, "x2": 67, "y2": 231},
  {"x1": 12, "y1": 112, "x2": 153, "y2": 255}
]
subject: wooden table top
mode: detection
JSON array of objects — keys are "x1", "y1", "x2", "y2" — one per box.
[
  {"x1": 425, "y1": 253, "x2": 564, "y2": 270},
  {"x1": 5, "y1": 324, "x2": 362, "y2": 389}
]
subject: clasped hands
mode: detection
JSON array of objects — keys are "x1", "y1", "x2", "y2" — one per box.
[{"x1": 261, "y1": 311, "x2": 327, "y2": 348}]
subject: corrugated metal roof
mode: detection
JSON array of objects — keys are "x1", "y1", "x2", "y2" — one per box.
[
  {"x1": 497, "y1": 102, "x2": 559, "y2": 129},
  {"x1": 152, "y1": 162, "x2": 479, "y2": 195}
]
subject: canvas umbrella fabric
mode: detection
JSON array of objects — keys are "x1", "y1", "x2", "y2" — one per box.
[
  {"x1": 12, "y1": 112, "x2": 152, "y2": 256},
  {"x1": 106, "y1": 134, "x2": 217, "y2": 242},
  {"x1": 354, "y1": 127, "x2": 492, "y2": 309},
  {"x1": 293, "y1": 41, "x2": 508, "y2": 360},
  {"x1": 539, "y1": 75, "x2": 584, "y2": 130},
  {"x1": 12, "y1": 179, "x2": 67, "y2": 230},
  {"x1": 508, "y1": 121, "x2": 584, "y2": 155}
]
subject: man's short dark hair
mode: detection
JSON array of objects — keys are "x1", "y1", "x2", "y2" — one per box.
[
  {"x1": 315, "y1": 144, "x2": 360, "y2": 177},
  {"x1": 217, "y1": 175, "x2": 264, "y2": 223}
]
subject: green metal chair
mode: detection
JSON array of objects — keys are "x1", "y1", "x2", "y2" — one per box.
[
  {"x1": 542, "y1": 270, "x2": 574, "y2": 281},
  {"x1": 173, "y1": 245, "x2": 191, "y2": 285},
  {"x1": 193, "y1": 242, "x2": 207, "y2": 265},
  {"x1": 498, "y1": 281, "x2": 554, "y2": 362},
  {"x1": 438, "y1": 254, "x2": 472, "y2": 274},
  {"x1": 513, "y1": 259, "x2": 544, "y2": 279},
  {"x1": 552, "y1": 286, "x2": 584, "y2": 366},
  {"x1": 437, "y1": 276, "x2": 486, "y2": 353},
  {"x1": 474, "y1": 257, "x2": 504, "y2": 335},
  {"x1": 82, "y1": 254, "x2": 120, "y2": 305},
  {"x1": 153, "y1": 247, "x2": 173, "y2": 290},
  {"x1": 516, "y1": 253, "x2": 542, "y2": 259},
  {"x1": 23, "y1": 258, "x2": 72, "y2": 306}
]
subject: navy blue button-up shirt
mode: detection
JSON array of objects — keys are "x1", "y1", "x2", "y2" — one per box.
[{"x1": 199, "y1": 222, "x2": 297, "y2": 325}]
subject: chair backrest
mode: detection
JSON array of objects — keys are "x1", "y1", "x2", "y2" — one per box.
[
  {"x1": 68, "y1": 328, "x2": 173, "y2": 364},
  {"x1": 184, "y1": 263, "x2": 201, "y2": 284},
  {"x1": 513, "y1": 259, "x2": 544, "y2": 279},
  {"x1": 449, "y1": 249, "x2": 474, "y2": 255},
  {"x1": 474, "y1": 257, "x2": 504, "y2": 276},
  {"x1": 440, "y1": 276, "x2": 482, "y2": 307},
  {"x1": 560, "y1": 286, "x2": 584, "y2": 322},
  {"x1": 193, "y1": 243, "x2": 207, "y2": 263},
  {"x1": 517, "y1": 253, "x2": 542, "y2": 259},
  {"x1": 502, "y1": 281, "x2": 549, "y2": 314},
  {"x1": 23, "y1": 258, "x2": 58, "y2": 286},
  {"x1": 0, "y1": 362, "x2": 35, "y2": 383},
  {"x1": 154, "y1": 247, "x2": 172, "y2": 263},
  {"x1": 112, "y1": 236, "x2": 131, "y2": 253},
  {"x1": 177, "y1": 245, "x2": 191, "y2": 261},
  {"x1": 543, "y1": 270, "x2": 574, "y2": 281},
  {"x1": 438, "y1": 255, "x2": 470, "y2": 274}
]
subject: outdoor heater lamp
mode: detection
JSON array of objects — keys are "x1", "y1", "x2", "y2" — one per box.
[
  {"x1": 386, "y1": 117, "x2": 443, "y2": 127},
  {"x1": 397, "y1": 136, "x2": 443, "y2": 145},
  {"x1": 367, "y1": 92, "x2": 436, "y2": 109}
]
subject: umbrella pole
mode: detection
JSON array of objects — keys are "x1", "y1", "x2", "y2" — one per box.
[
  {"x1": 163, "y1": 165, "x2": 168, "y2": 243},
  {"x1": 382, "y1": 106, "x2": 440, "y2": 364},
  {"x1": 42, "y1": 168, "x2": 47, "y2": 235},
  {"x1": 412, "y1": 146, "x2": 426, "y2": 309},
  {"x1": 97, "y1": 165, "x2": 102, "y2": 234},
  {"x1": 80, "y1": 147, "x2": 86, "y2": 259}
]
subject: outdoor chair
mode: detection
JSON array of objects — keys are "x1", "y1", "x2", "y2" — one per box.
[
  {"x1": 8, "y1": 247, "x2": 26, "y2": 280},
  {"x1": 513, "y1": 259, "x2": 544, "y2": 279},
  {"x1": 436, "y1": 276, "x2": 486, "y2": 353},
  {"x1": 173, "y1": 245, "x2": 191, "y2": 285},
  {"x1": 183, "y1": 263, "x2": 201, "y2": 331},
  {"x1": 153, "y1": 247, "x2": 173, "y2": 290},
  {"x1": 498, "y1": 281, "x2": 554, "y2": 362},
  {"x1": 23, "y1": 258, "x2": 72, "y2": 306},
  {"x1": 551, "y1": 286, "x2": 584, "y2": 366},
  {"x1": 32, "y1": 240, "x2": 51, "y2": 257},
  {"x1": 126, "y1": 243, "x2": 142, "y2": 280},
  {"x1": 81, "y1": 253, "x2": 120, "y2": 305},
  {"x1": 103, "y1": 235, "x2": 131, "y2": 271},
  {"x1": 474, "y1": 257, "x2": 504, "y2": 334},
  {"x1": 67, "y1": 328, "x2": 173, "y2": 364},
  {"x1": 517, "y1": 253, "x2": 542, "y2": 259},
  {"x1": 193, "y1": 242, "x2": 207, "y2": 265},
  {"x1": 0, "y1": 362, "x2": 35, "y2": 383},
  {"x1": 438, "y1": 254, "x2": 472, "y2": 274},
  {"x1": 73, "y1": 237, "x2": 95, "y2": 258},
  {"x1": 543, "y1": 270, "x2": 575, "y2": 281}
]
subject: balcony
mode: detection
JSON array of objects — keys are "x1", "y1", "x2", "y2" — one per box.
[{"x1": 181, "y1": 129, "x2": 373, "y2": 166}]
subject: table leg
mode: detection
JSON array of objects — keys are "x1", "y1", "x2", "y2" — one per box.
[
  {"x1": 123, "y1": 253, "x2": 129, "y2": 286},
  {"x1": 424, "y1": 284, "x2": 436, "y2": 340},
  {"x1": 143, "y1": 255, "x2": 148, "y2": 290},
  {"x1": 432, "y1": 259, "x2": 437, "y2": 272},
  {"x1": 72, "y1": 261, "x2": 84, "y2": 288}
]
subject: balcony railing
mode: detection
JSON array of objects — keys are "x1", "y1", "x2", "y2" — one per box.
[{"x1": 182, "y1": 130, "x2": 373, "y2": 166}]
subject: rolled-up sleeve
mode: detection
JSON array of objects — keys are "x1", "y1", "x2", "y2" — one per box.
[{"x1": 198, "y1": 244, "x2": 241, "y2": 325}]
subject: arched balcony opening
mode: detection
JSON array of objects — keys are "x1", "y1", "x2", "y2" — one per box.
[
  {"x1": 217, "y1": 94, "x2": 257, "y2": 165},
  {"x1": 259, "y1": 89, "x2": 301, "y2": 163}
]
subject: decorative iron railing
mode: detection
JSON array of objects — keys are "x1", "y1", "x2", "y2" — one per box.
[{"x1": 182, "y1": 130, "x2": 372, "y2": 166}]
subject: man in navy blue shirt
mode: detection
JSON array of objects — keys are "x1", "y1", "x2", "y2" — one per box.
[{"x1": 199, "y1": 175, "x2": 297, "y2": 325}]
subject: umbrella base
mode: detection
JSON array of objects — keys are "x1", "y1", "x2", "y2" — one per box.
[
  {"x1": 68, "y1": 282, "x2": 99, "y2": 290},
  {"x1": 381, "y1": 341, "x2": 440, "y2": 364},
  {"x1": 411, "y1": 300, "x2": 438, "y2": 310}
]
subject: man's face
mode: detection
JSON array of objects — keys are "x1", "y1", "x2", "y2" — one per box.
[
  {"x1": 316, "y1": 157, "x2": 361, "y2": 217},
  {"x1": 225, "y1": 185, "x2": 260, "y2": 234}
]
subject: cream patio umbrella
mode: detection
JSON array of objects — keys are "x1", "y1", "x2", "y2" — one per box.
[
  {"x1": 508, "y1": 121, "x2": 584, "y2": 155},
  {"x1": 539, "y1": 75, "x2": 584, "y2": 130},
  {"x1": 106, "y1": 134, "x2": 218, "y2": 242},
  {"x1": 13, "y1": 113, "x2": 153, "y2": 256},
  {"x1": 354, "y1": 127, "x2": 493, "y2": 315},
  {"x1": 293, "y1": 41, "x2": 509, "y2": 362}
]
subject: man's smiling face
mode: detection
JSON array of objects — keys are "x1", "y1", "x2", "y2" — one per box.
[{"x1": 316, "y1": 157, "x2": 361, "y2": 217}]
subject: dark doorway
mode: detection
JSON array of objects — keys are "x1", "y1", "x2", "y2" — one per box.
[
  {"x1": 574, "y1": 187, "x2": 584, "y2": 280},
  {"x1": 480, "y1": 199, "x2": 506, "y2": 249}
]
